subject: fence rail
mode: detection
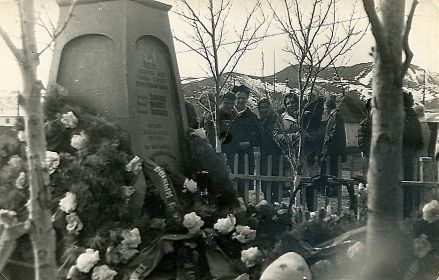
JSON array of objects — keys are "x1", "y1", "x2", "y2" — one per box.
[{"x1": 225, "y1": 147, "x2": 439, "y2": 216}]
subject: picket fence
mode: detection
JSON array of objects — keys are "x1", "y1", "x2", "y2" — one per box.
[{"x1": 225, "y1": 147, "x2": 439, "y2": 216}]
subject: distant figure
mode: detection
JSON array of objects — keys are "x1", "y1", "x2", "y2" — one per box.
[
  {"x1": 273, "y1": 92, "x2": 300, "y2": 151},
  {"x1": 402, "y1": 92, "x2": 423, "y2": 217},
  {"x1": 321, "y1": 98, "x2": 347, "y2": 178},
  {"x1": 229, "y1": 85, "x2": 261, "y2": 194},
  {"x1": 200, "y1": 91, "x2": 236, "y2": 150},
  {"x1": 257, "y1": 98, "x2": 282, "y2": 202},
  {"x1": 414, "y1": 103, "x2": 438, "y2": 159},
  {"x1": 302, "y1": 88, "x2": 326, "y2": 172},
  {"x1": 402, "y1": 92, "x2": 423, "y2": 181},
  {"x1": 358, "y1": 98, "x2": 373, "y2": 158}
]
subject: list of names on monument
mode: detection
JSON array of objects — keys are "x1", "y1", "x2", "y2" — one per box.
[{"x1": 134, "y1": 37, "x2": 182, "y2": 171}]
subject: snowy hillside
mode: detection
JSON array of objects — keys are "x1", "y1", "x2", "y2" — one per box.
[{"x1": 183, "y1": 62, "x2": 439, "y2": 113}]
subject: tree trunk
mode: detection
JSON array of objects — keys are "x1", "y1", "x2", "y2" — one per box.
[
  {"x1": 19, "y1": 0, "x2": 57, "y2": 279},
  {"x1": 364, "y1": 0, "x2": 408, "y2": 279}
]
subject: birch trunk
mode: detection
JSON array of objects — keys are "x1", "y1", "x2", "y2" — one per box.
[
  {"x1": 362, "y1": 0, "x2": 415, "y2": 278},
  {"x1": 19, "y1": 0, "x2": 57, "y2": 279}
]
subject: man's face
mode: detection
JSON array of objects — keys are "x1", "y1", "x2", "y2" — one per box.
[
  {"x1": 236, "y1": 92, "x2": 248, "y2": 110},
  {"x1": 285, "y1": 97, "x2": 299, "y2": 116},
  {"x1": 220, "y1": 98, "x2": 235, "y2": 113},
  {"x1": 258, "y1": 102, "x2": 271, "y2": 118}
]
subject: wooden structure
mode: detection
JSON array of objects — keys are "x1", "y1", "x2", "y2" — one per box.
[{"x1": 226, "y1": 147, "x2": 439, "y2": 216}]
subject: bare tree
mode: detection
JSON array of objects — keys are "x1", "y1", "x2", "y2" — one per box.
[
  {"x1": 0, "y1": 1, "x2": 76, "y2": 278},
  {"x1": 174, "y1": 0, "x2": 268, "y2": 152},
  {"x1": 268, "y1": 0, "x2": 367, "y2": 209},
  {"x1": 361, "y1": 0, "x2": 418, "y2": 279}
]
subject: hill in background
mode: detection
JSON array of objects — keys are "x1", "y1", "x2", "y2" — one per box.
[{"x1": 183, "y1": 62, "x2": 439, "y2": 118}]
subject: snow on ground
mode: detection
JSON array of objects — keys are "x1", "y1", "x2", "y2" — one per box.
[{"x1": 358, "y1": 69, "x2": 373, "y2": 86}]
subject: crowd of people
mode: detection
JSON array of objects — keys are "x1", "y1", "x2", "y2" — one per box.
[
  {"x1": 187, "y1": 85, "x2": 438, "y2": 212},
  {"x1": 192, "y1": 85, "x2": 348, "y2": 210}
]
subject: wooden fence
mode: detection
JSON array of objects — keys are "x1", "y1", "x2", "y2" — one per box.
[{"x1": 225, "y1": 147, "x2": 439, "y2": 216}]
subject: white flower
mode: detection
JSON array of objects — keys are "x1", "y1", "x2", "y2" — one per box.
[
  {"x1": 7, "y1": 155, "x2": 22, "y2": 168},
  {"x1": 61, "y1": 111, "x2": 78, "y2": 128},
  {"x1": 17, "y1": 130, "x2": 25, "y2": 142},
  {"x1": 15, "y1": 172, "x2": 26, "y2": 189},
  {"x1": 121, "y1": 228, "x2": 141, "y2": 248},
  {"x1": 191, "y1": 128, "x2": 208, "y2": 139},
  {"x1": 183, "y1": 212, "x2": 204, "y2": 234},
  {"x1": 71, "y1": 131, "x2": 88, "y2": 150},
  {"x1": 66, "y1": 213, "x2": 83, "y2": 235},
  {"x1": 241, "y1": 247, "x2": 263, "y2": 268},
  {"x1": 347, "y1": 241, "x2": 366, "y2": 260},
  {"x1": 233, "y1": 225, "x2": 257, "y2": 243},
  {"x1": 414, "y1": 234, "x2": 432, "y2": 258},
  {"x1": 125, "y1": 156, "x2": 142, "y2": 174},
  {"x1": 45, "y1": 151, "x2": 60, "y2": 174},
  {"x1": 214, "y1": 214, "x2": 236, "y2": 235},
  {"x1": 184, "y1": 178, "x2": 198, "y2": 193},
  {"x1": 0, "y1": 209, "x2": 18, "y2": 226},
  {"x1": 59, "y1": 192, "x2": 77, "y2": 213},
  {"x1": 91, "y1": 265, "x2": 117, "y2": 280},
  {"x1": 309, "y1": 211, "x2": 317, "y2": 221},
  {"x1": 422, "y1": 200, "x2": 439, "y2": 223},
  {"x1": 76, "y1": 248, "x2": 100, "y2": 273}
]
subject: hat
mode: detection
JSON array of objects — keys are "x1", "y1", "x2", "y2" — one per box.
[
  {"x1": 220, "y1": 91, "x2": 236, "y2": 101},
  {"x1": 232, "y1": 85, "x2": 251, "y2": 94}
]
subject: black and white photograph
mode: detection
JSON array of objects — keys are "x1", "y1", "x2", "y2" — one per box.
[{"x1": 1, "y1": 0, "x2": 439, "y2": 279}]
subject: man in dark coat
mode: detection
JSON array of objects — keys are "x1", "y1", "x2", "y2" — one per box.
[{"x1": 228, "y1": 84, "x2": 261, "y2": 195}]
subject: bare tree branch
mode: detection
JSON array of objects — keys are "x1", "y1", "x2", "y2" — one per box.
[
  {"x1": 38, "y1": 0, "x2": 78, "y2": 56},
  {"x1": 362, "y1": 0, "x2": 388, "y2": 56},
  {"x1": 0, "y1": 25, "x2": 24, "y2": 61},
  {"x1": 399, "y1": 0, "x2": 418, "y2": 82}
]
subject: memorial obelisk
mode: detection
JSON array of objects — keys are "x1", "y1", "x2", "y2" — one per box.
[{"x1": 48, "y1": 0, "x2": 188, "y2": 175}]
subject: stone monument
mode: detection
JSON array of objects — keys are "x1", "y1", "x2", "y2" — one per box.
[{"x1": 49, "y1": 0, "x2": 188, "y2": 175}]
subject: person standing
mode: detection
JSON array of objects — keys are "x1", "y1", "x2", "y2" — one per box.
[
  {"x1": 257, "y1": 98, "x2": 282, "y2": 202},
  {"x1": 402, "y1": 92, "x2": 423, "y2": 217},
  {"x1": 228, "y1": 85, "x2": 261, "y2": 195}
]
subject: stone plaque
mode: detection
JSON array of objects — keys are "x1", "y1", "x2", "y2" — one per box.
[{"x1": 131, "y1": 37, "x2": 183, "y2": 172}]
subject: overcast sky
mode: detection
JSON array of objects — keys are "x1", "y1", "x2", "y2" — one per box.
[{"x1": 0, "y1": 0, "x2": 438, "y2": 90}]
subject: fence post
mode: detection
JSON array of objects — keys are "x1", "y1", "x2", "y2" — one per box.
[
  {"x1": 267, "y1": 155, "x2": 273, "y2": 204},
  {"x1": 254, "y1": 147, "x2": 261, "y2": 205},
  {"x1": 420, "y1": 157, "x2": 439, "y2": 205},
  {"x1": 233, "y1": 153, "x2": 239, "y2": 193},
  {"x1": 244, "y1": 154, "x2": 249, "y2": 204},
  {"x1": 278, "y1": 156, "x2": 284, "y2": 203}
]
